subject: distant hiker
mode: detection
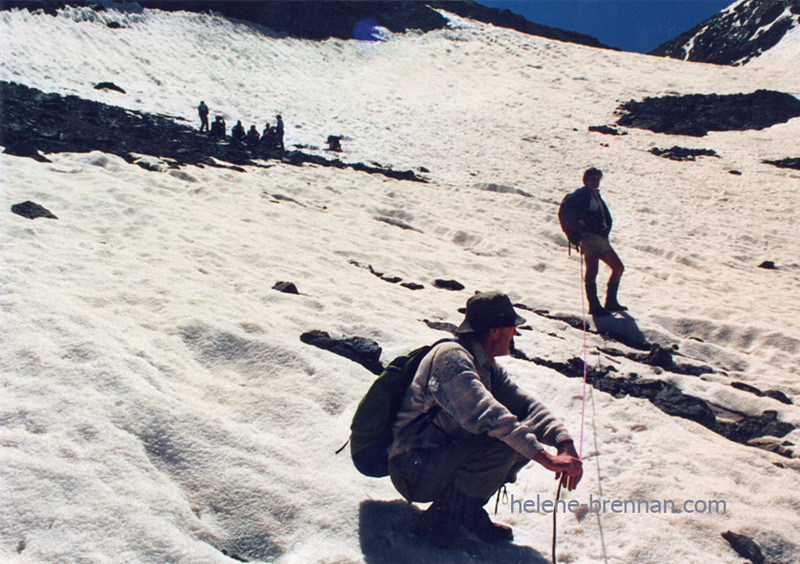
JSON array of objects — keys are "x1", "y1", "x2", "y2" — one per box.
[
  {"x1": 231, "y1": 120, "x2": 246, "y2": 143},
  {"x1": 210, "y1": 115, "x2": 226, "y2": 140},
  {"x1": 262, "y1": 124, "x2": 279, "y2": 152},
  {"x1": 197, "y1": 101, "x2": 209, "y2": 132},
  {"x1": 246, "y1": 125, "x2": 260, "y2": 148},
  {"x1": 388, "y1": 291, "x2": 582, "y2": 547},
  {"x1": 327, "y1": 135, "x2": 342, "y2": 152},
  {"x1": 560, "y1": 167, "x2": 626, "y2": 316},
  {"x1": 275, "y1": 114, "x2": 285, "y2": 151}
]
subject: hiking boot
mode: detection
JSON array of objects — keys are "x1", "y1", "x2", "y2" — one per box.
[
  {"x1": 463, "y1": 497, "x2": 513, "y2": 543},
  {"x1": 412, "y1": 483, "x2": 466, "y2": 548},
  {"x1": 585, "y1": 283, "x2": 610, "y2": 317},
  {"x1": 604, "y1": 282, "x2": 627, "y2": 312}
]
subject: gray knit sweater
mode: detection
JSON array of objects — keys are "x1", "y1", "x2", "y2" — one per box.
[{"x1": 388, "y1": 338, "x2": 572, "y2": 461}]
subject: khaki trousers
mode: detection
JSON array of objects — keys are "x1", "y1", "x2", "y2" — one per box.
[{"x1": 388, "y1": 434, "x2": 529, "y2": 502}]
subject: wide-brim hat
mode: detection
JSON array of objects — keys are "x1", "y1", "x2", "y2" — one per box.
[{"x1": 455, "y1": 291, "x2": 526, "y2": 334}]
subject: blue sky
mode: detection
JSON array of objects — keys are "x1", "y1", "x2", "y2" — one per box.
[{"x1": 477, "y1": 0, "x2": 734, "y2": 53}]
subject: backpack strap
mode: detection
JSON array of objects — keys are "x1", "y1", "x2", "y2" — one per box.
[{"x1": 412, "y1": 337, "x2": 460, "y2": 429}]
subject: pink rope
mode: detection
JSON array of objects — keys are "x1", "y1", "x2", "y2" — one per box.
[{"x1": 578, "y1": 248, "x2": 588, "y2": 460}]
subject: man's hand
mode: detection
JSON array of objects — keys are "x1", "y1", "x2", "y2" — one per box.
[{"x1": 533, "y1": 445, "x2": 583, "y2": 491}]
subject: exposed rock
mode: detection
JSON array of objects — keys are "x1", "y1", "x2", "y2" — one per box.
[
  {"x1": 422, "y1": 320, "x2": 457, "y2": 334},
  {"x1": 348, "y1": 260, "x2": 423, "y2": 289},
  {"x1": 747, "y1": 437, "x2": 795, "y2": 458},
  {"x1": 281, "y1": 150, "x2": 426, "y2": 182},
  {"x1": 588, "y1": 125, "x2": 627, "y2": 136},
  {"x1": 731, "y1": 381, "x2": 794, "y2": 406},
  {"x1": 758, "y1": 261, "x2": 777, "y2": 270},
  {"x1": 272, "y1": 281, "x2": 299, "y2": 294},
  {"x1": 716, "y1": 409, "x2": 795, "y2": 446},
  {"x1": 94, "y1": 82, "x2": 125, "y2": 94},
  {"x1": 649, "y1": 146, "x2": 720, "y2": 161},
  {"x1": 763, "y1": 390, "x2": 792, "y2": 405},
  {"x1": 300, "y1": 330, "x2": 383, "y2": 375},
  {"x1": 763, "y1": 157, "x2": 800, "y2": 171},
  {"x1": 433, "y1": 279, "x2": 465, "y2": 291},
  {"x1": 652, "y1": 0, "x2": 800, "y2": 66},
  {"x1": 616, "y1": 90, "x2": 800, "y2": 137},
  {"x1": 721, "y1": 530, "x2": 766, "y2": 564},
  {"x1": 0, "y1": 81, "x2": 425, "y2": 182},
  {"x1": 3, "y1": 139, "x2": 51, "y2": 162},
  {"x1": 630, "y1": 344, "x2": 713, "y2": 377},
  {"x1": 520, "y1": 354, "x2": 795, "y2": 456},
  {"x1": 11, "y1": 201, "x2": 58, "y2": 220},
  {"x1": 731, "y1": 381, "x2": 764, "y2": 396},
  {"x1": 120, "y1": 0, "x2": 611, "y2": 49}
]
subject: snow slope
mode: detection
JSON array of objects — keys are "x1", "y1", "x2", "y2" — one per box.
[{"x1": 2, "y1": 5, "x2": 800, "y2": 563}]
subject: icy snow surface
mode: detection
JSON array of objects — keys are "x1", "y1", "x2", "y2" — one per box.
[{"x1": 1, "y1": 5, "x2": 800, "y2": 563}]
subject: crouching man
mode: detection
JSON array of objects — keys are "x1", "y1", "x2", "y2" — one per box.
[{"x1": 388, "y1": 291, "x2": 582, "y2": 546}]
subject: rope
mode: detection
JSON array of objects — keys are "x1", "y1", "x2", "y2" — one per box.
[
  {"x1": 579, "y1": 247, "x2": 588, "y2": 458},
  {"x1": 554, "y1": 248, "x2": 591, "y2": 564}
]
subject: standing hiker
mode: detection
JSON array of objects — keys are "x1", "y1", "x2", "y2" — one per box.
[
  {"x1": 388, "y1": 291, "x2": 583, "y2": 547},
  {"x1": 197, "y1": 101, "x2": 209, "y2": 133},
  {"x1": 275, "y1": 114, "x2": 285, "y2": 151},
  {"x1": 560, "y1": 167, "x2": 626, "y2": 316}
]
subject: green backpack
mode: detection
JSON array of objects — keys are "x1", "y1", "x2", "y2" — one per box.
[{"x1": 349, "y1": 338, "x2": 455, "y2": 477}]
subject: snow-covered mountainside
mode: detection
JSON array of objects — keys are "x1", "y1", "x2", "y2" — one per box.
[
  {"x1": 1, "y1": 0, "x2": 611, "y2": 48},
  {"x1": 1, "y1": 3, "x2": 800, "y2": 563},
  {"x1": 652, "y1": 0, "x2": 800, "y2": 66}
]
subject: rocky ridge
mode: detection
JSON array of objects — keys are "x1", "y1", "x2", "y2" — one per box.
[
  {"x1": 1, "y1": 0, "x2": 610, "y2": 49},
  {"x1": 651, "y1": 0, "x2": 800, "y2": 65}
]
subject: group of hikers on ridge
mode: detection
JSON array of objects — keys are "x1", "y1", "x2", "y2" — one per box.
[
  {"x1": 197, "y1": 100, "x2": 284, "y2": 152},
  {"x1": 345, "y1": 167, "x2": 627, "y2": 549},
  {"x1": 198, "y1": 100, "x2": 346, "y2": 154}
]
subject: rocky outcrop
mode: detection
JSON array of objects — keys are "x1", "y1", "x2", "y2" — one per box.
[
  {"x1": 616, "y1": 90, "x2": 800, "y2": 137},
  {"x1": 1, "y1": 1, "x2": 610, "y2": 48},
  {"x1": 651, "y1": 0, "x2": 800, "y2": 66},
  {"x1": 518, "y1": 352, "x2": 795, "y2": 457},
  {"x1": 763, "y1": 157, "x2": 800, "y2": 171},
  {"x1": 0, "y1": 81, "x2": 425, "y2": 181},
  {"x1": 649, "y1": 146, "x2": 719, "y2": 161}
]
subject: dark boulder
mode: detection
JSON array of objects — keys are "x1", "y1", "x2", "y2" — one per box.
[
  {"x1": 433, "y1": 279, "x2": 465, "y2": 291},
  {"x1": 588, "y1": 125, "x2": 627, "y2": 136},
  {"x1": 617, "y1": 90, "x2": 800, "y2": 136},
  {"x1": 721, "y1": 531, "x2": 765, "y2": 564},
  {"x1": 11, "y1": 201, "x2": 58, "y2": 220},
  {"x1": 272, "y1": 281, "x2": 299, "y2": 294},
  {"x1": 423, "y1": 320, "x2": 457, "y2": 334},
  {"x1": 300, "y1": 330, "x2": 383, "y2": 375},
  {"x1": 94, "y1": 82, "x2": 126, "y2": 94}
]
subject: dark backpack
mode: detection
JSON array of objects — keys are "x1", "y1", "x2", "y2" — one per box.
[
  {"x1": 349, "y1": 339, "x2": 454, "y2": 477},
  {"x1": 558, "y1": 191, "x2": 583, "y2": 252}
]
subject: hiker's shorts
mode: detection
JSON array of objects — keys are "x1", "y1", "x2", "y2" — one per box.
[{"x1": 580, "y1": 233, "x2": 613, "y2": 256}]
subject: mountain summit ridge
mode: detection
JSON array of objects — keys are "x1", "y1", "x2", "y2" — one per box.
[{"x1": 651, "y1": 0, "x2": 800, "y2": 65}]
